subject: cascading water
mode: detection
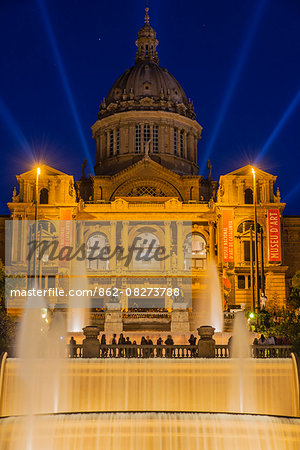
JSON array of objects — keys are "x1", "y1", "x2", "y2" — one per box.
[
  {"x1": 0, "y1": 282, "x2": 299, "y2": 449},
  {"x1": 0, "y1": 412, "x2": 299, "y2": 450},
  {"x1": 206, "y1": 260, "x2": 223, "y2": 332},
  {"x1": 192, "y1": 260, "x2": 223, "y2": 332},
  {"x1": 3, "y1": 294, "x2": 68, "y2": 449},
  {"x1": 1, "y1": 359, "x2": 298, "y2": 417},
  {"x1": 229, "y1": 311, "x2": 256, "y2": 413},
  {"x1": 67, "y1": 258, "x2": 91, "y2": 333}
]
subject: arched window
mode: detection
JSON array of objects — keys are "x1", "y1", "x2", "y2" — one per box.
[
  {"x1": 132, "y1": 231, "x2": 161, "y2": 271},
  {"x1": 244, "y1": 188, "x2": 253, "y2": 204},
  {"x1": 180, "y1": 130, "x2": 184, "y2": 158},
  {"x1": 184, "y1": 233, "x2": 207, "y2": 270},
  {"x1": 174, "y1": 128, "x2": 178, "y2": 155},
  {"x1": 86, "y1": 233, "x2": 110, "y2": 270},
  {"x1": 109, "y1": 130, "x2": 114, "y2": 156},
  {"x1": 116, "y1": 128, "x2": 120, "y2": 155},
  {"x1": 40, "y1": 188, "x2": 48, "y2": 204},
  {"x1": 135, "y1": 125, "x2": 141, "y2": 153},
  {"x1": 153, "y1": 125, "x2": 159, "y2": 153},
  {"x1": 144, "y1": 124, "x2": 150, "y2": 149}
]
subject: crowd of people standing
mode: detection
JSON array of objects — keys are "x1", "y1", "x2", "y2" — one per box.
[{"x1": 69, "y1": 333, "x2": 198, "y2": 358}]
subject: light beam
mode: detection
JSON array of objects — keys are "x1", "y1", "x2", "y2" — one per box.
[
  {"x1": 37, "y1": 0, "x2": 93, "y2": 172},
  {"x1": 283, "y1": 180, "x2": 300, "y2": 203},
  {"x1": 200, "y1": 0, "x2": 268, "y2": 174},
  {"x1": 255, "y1": 87, "x2": 300, "y2": 163},
  {"x1": 0, "y1": 97, "x2": 33, "y2": 159}
]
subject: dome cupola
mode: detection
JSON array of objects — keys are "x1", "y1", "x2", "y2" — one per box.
[
  {"x1": 135, "y1": 7, "x2": 159, "y2": 64},
  {"x1": 98, "y1": 7, "x2": 195, "y2": 120}
]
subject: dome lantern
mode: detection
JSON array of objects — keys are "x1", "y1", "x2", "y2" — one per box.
[{"x1": 135, "y1": 7, "x2": 159, "y2": 64}]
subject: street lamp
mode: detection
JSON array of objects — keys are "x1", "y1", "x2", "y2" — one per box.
[
  {"x1": 252, "y1": 167, "x2": 260, "y2": 311},
  {"x1": 35, "y1": 166, "x2": 40, "y2": 221},
  {"x1": 32, "y1": 166, "x2": 41, "y2": 283}
]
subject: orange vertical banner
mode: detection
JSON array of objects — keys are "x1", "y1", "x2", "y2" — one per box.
[
  {"x1": 222, "y1": 209, "x2": 234, "y2": 262},
  {"x1": 267, "y1": 209, "x2": 281, "y2": 262}
]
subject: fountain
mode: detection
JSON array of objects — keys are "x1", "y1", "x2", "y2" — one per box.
[
  {"x1": 67, "y1": 259, "x2": 91, "y2": 333},
  {"x1": 0, "y1": 296, "x2": 299, "y2": 448},
  {"x1": 229, "y1": 311, "x2": 257, "y2": 413},
  {"x1": 192, "y1": 260, "x2": 224, "y2": 333}
]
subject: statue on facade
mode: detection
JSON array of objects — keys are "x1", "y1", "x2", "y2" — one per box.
[
  {"x1": 12, "y1": 187, "x2": 19, "y2": 202},
  {"x1": 276, "y1": 187, "x2": 281, "y2": 203},
  {"x1": 69, "y1": 180, "x2": 76, "y2": 200},
  {"x1": 144, "y1": 139, "x2": 152, "y2": 157}
]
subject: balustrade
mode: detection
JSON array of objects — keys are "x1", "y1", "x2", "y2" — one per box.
[
  {"x1": 251, "y1": 345, "x2": 292, "y2": 358},
  {"x1": 68, "y1": 343, "x2": 292, "y2": 359}
]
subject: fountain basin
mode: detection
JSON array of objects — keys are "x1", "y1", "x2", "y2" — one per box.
[
  {"x1": 0, "y1": 412, "x2": 299, "y2": 450},
  {"x1": 1, "y1": 358, "x2": 298, "y2": 418}
]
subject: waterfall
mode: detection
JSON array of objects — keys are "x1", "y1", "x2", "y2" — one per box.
[
  {"x1": 1, "y1": 359, "x2": 297, "y2": 417},
  {"x1": 67, "y1": 258, "x2": 91, "y2": 332},
  {"x1": 0, "y1": 412, "x2": 299, "y2": 450}
]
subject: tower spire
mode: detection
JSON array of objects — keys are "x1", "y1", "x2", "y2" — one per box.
[
  {"x1": 145, "y1": 6, "x2": 150, "y2": 24},
  {"x1": 135, "y1": 6, "x2": 159, "y2": 64}
]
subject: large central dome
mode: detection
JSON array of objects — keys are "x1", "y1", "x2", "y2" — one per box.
[
  {"x1": 92, "y1": 7, "x2": 202, "y2": 176},
  {"x1": 98, "y1": 8, "x2": 195, "y2": 120}
]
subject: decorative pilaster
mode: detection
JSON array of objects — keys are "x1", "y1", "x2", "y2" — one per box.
[{"x1": 209, "y1": 221, "x2": 215, "y2": 261}]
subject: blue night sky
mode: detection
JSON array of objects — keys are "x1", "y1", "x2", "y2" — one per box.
[{"x1": 0, "y1": 0, "x2": 300, "y2": 214}]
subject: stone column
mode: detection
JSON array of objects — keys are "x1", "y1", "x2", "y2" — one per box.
[
  {"x1": 104, "y1": 302, "x2": 123, "y2": 333},
  {"x1": 48, "y1": 179, "x2": 56, "y2": 204},
  {"x1": 183, "y1": 130, "x2": 187, "y2": 159},
  {"x1": 121, "y1": 126, "x2": 127, "y2": 154},
  {"x1": 164, "y1": 221, "x2": 171, "y2": 271},
  {"x1": 128, "y1": 125, "x2": 134, "y2": 153},
  {"x1": 171, "y1": 302, "x2": 190, "y2": 333},
  {"x1": 159, "y1": 124, "x2": 164, "y2": 153},
  {"x1": 177, "y1": 221, "x2": 184, "y2": 270},
  {"x1": 209, "y1": 221, "x2": 215, "y2": 262},
  {"x1": 20, "y1": 179, "x2": 24, "y2": 202},
  {"x1": 11, "y1": 216, "x2": 19, "y2": 263},
  {"x1": 120, "y1": 221, "x2": 129, "y2": 272},
  {"x1": 110, "y1": 221, "x2": 117, "y2": 270},
  {"x1": 194, "y1": 135, "x2": 197, "y2": 163},
  {"x1": 187, "y1": 132, "x2": 193, "y2": 161},
  {"x1": 164, "y1": 125, "x2": 169, "y2": 153},
  {"x1": 237, "y1": 181, "x2": 244, "y2": 205}
]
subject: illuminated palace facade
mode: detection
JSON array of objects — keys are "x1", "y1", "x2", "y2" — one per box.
[{"x1": 6, "y1": 9, "x2": 300, "y2": 328}]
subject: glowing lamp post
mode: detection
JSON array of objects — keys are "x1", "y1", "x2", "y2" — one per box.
[
  {"x1": 32, "y1": 166, "x2": 41, "y2": 283},
  {"x1": 252, "y1": 168, "x2": 260, "y2": 311},
  {"x1": 35, "y1": 166, "x2": 41, "y2": 221}
]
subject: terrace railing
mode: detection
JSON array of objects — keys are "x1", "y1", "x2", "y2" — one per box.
[
  {"x1": 251, "y1": 345, "x2": 292, "y2": 358},
  {"x1": 69, "y1": 344, "x2": 292, "y2": 359},
  {"x1": 6, "y1": 343, "x2": 292, "y2": 359}
]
